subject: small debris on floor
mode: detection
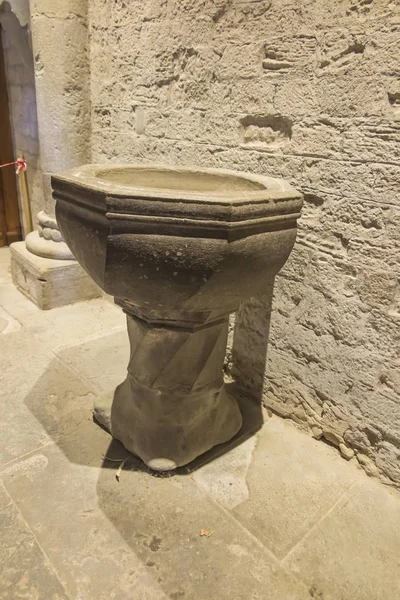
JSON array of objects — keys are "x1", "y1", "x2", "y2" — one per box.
[
  {"x1": 116, "y1": 457, "x2": 128, "y2": 482},
  {"x1": 200, "y1": 529, "x2": 214, "y2": 537}
]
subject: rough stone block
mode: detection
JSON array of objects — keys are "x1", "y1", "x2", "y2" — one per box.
[{"x1": 10, "y1": 242, "x2": 101, "y2": 310}]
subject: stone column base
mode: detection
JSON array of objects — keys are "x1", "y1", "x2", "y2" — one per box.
[
  {"x1": 10, "y1": 241, "x2": 101, "y2": 310},
  {"x1": 93, "y1": 383, "x2": 264, "y2": 473},
  {"x1": 94, "y1": 312, "x2": 243, "y2": 471}
]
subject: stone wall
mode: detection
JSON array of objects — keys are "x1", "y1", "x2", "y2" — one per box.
[
  {"x1": 88, "y1": 0, "x2": 400, "y2": 485},
  {"x1": 0, "y1": 1, "x2": 41, "y2": 230}
]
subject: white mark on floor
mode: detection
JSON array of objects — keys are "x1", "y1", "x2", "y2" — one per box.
[{"x1": 193, "y1": 436, "x2": 257, "y2": 509}]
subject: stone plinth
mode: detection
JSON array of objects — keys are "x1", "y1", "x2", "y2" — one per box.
[
  {"x1": 52, "y1": 163, "x2": 303, "y2": 469},
  {"x1": 11, "y1": 211, "x2": 101, "y2": 309},
  {"x1": 11, "y1": 242, "x2": 101, "y2": 310}
]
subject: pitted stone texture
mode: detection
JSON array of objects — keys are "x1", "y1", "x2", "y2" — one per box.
[
  {"x1": 89, "y1": 0, "x2": 400, "y2": 486},
  {"x1": 0, "y1": 503, "x2": 69, "y2": 600},
  {"x1": 53, "y1": 163, "x2": 301, "y2": 467},
  {"x1": 96, "y1": 314, "x2": 243, "y2": 469}
]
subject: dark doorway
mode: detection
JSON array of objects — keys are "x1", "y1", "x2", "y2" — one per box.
[{"x1": 0, "y1": 24, "x2": 22, "y2": 247}]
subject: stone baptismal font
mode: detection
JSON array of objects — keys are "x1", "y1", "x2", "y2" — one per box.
[{"x1": 52, "y1": 165, "x2": 302, "y2": 471}]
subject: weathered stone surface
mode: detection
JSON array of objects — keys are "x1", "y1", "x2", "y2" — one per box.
[
  {"x1": 99, "y1": 314, "x2": 243, "y2": 469},
  {"x1": 25, "y1": 212, "x2": 74, "y2": 260},
  {"x1": 0, "y1": 503, "x2": 69, "y2": 600},
  {"x1": 229, "y1": 417, "x2": 357, "y2": 559},
  {"x1": 53, "y1": 163, "x2": 302, "y2": 468},
  {"x1": 1, "y1": 417, "x2": 310, "y2": 600},
  {"x1": 59, "y1": 329, "x2": 130, "y2": 394},
  {"x1": 30, "y1": 0, "x2": 91, "y2": 217},
  {"x1": 0, "y1": 281, "x2": 50, "y2": 331},
  {"x1": 0, "y1": 329, "x2": 54, "y2": 466},
  {"x1": 1, "y1": 430, "x2": 168, "y2": 600},
  {"x1": 25, "y1": 230, "x2": 73, "y2": 260},
  {"x1": 285, "y1": 477, "x2": 400, "y2": 600},
  {"x1": 3, "y1": 0, "x2": 93, "y2": 310},
  {"x1": 29, "y1": 297, "x2": 126, "y2": 352},
  {"x1": 0, "y1": 325, "x2": 96, "y2": 467},
  {"x1": 94, "y1": 455, "x2": 311, "y2": 600},
  {"x1": 1, "y1": 252, "x2": 400, "y2": 600},
  {"x1": 0, "y1": 480, "x2": 12, "y2": 510},
  {"x1": 0, "y1": 305, "x2": 20, "y2": 334},
  {"x1": 10, "y1": 241, "x2": 101, "y2": 310},
  {"x1": 87, "y1": 0, "x2": 400, "y2": 484},
  {"x1": 193, "y1": 435, "x2": 257, "y2": 509}
]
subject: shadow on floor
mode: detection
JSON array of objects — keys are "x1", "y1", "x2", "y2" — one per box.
[
  {"x1": 93, "y1": 445, "x2": 288, "y2": 600},
  {"x1": 22, "y1": 342, "x2": 264, "y2": 475},
  {"x1": 96, "y1": 381, "x2": 264, "y2": 478},
  {"x1": 18, "y1": 301, "x2": 287, "y2": 599}
]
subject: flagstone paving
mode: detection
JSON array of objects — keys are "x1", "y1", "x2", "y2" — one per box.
[{"x1": 1, "y1": 246, "x2": 399, "y2": 600}]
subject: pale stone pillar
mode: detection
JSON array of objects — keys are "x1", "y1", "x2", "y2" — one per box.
[{"x1": 10, "y1": 0, "x2": 100, "y2": 308}]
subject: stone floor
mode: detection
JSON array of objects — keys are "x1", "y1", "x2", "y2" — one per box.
[{"x1": 0, "y1": 245, "x2": 399, "y2": 600}]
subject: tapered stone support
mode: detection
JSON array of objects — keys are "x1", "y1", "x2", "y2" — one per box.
[{"x1": 94, "y1": 313, "x2": 242, "y2": 470}]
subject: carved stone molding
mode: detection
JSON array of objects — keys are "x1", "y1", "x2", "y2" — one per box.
[{"x1": 25, "y1": 211, "x2": 74, "y2": 260}]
